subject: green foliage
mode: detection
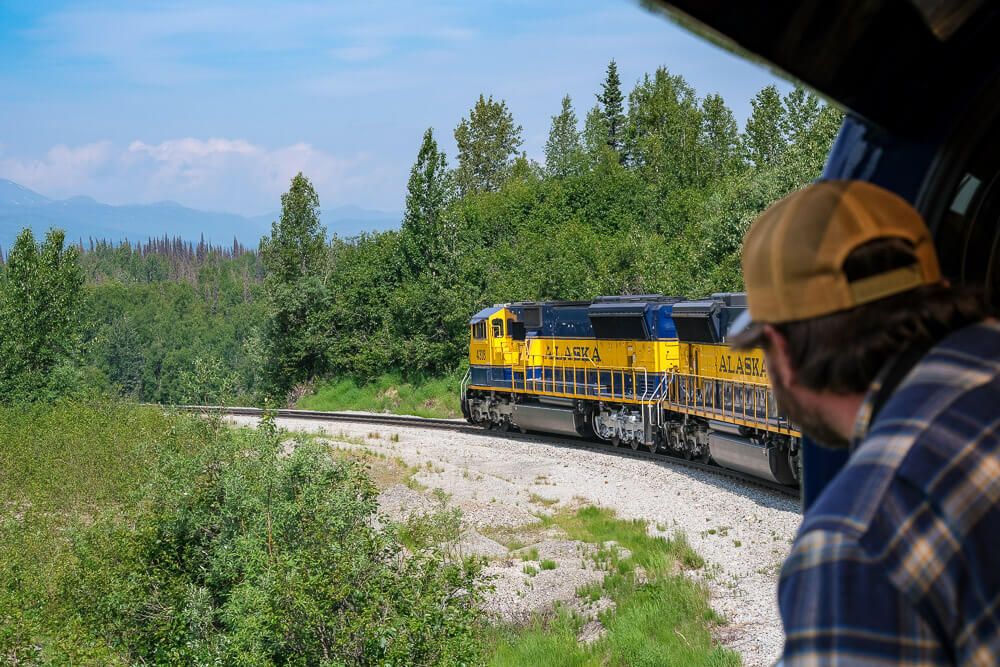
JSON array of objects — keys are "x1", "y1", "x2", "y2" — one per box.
[
  {"x1": 743, "y1": 84, "x2": 787, "y2": 168},
  {"x1": 260, "y1": 172, "x2": 326, "y2": 284},
  {"x1": 626, "y1": 67, "x2": 704, "y2": 190},
  {"x1": 545, "y1": 95, "x2": 584, "y2": 178},
  {"x1": 260, "y1": 173, "x2": 334, "y2": 396},
  {"x1": 398, "y1": 493, "x2": 464, "y2": 552},
  {"x1": 84, "y1": 280, "x2": 265, "y2": 404},
  {"x1": 701, "y1": 92, "x2": 743, "y2": 180},
  {"x1": 5, "y1": 64, "x2": 843, "y2": 407},
  {"x1": 0, "y1": 401, "x2": 483, "y2": 665},
  {"x1": 582, "y1": 104, "x2": 615, "y2": 168},
  {"x1": 782, "y1": 86, "x2": 822, "y2": 144},
  {"x1": 402, "y1": 127, "x2": 455, "y2": 277},
  {"x1": 454, "y1": 94, "x2": 524, "y2": 195},
  {"x1": 0, "y1": 228, "x2": 85, "y2": 403},
  {"x1": 488, "y1": 507, "x2": 737, "y2": 666},
  {"x1": 299, "y1": 372, "x2": 463, "y2": 418}
]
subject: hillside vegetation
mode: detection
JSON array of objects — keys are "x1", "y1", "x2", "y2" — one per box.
[
  {"x1": 0, "y1": 401, "x2": 482, "y2": 664},
  {"x1": 0, "y1": 61, "x2": 839, "y2": 408}
]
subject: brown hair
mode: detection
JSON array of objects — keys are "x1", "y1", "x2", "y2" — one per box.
[{"x1": 772, "y1": 239, "x2": 988, "y2": 394}]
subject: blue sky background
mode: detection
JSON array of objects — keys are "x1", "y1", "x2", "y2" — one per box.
[{"x1": 0, "y1": 1, "x2": 792, "y2": 216}]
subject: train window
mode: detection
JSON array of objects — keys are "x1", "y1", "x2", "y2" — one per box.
[
  {"x1": 509, "y1": 320, "x2": 526, "y2": 341},
  {"x1": 590, "y1": 316, "x2": 649, "y2": 340},
  {"x1": 926, "y1": 95, "x2": 1000, "y2": 308},
  {"x1": 472, "y1": 321, "x2": 487, "y2": 339},
  {"x1": 491, "y1": 318, "x2": 504, "y2": 338},
  {"x1": 521, "y1": 306, "x2": 542, "y2": 328},
  {"x1": 939, "y1": 166, "x2": 1000, "y2": 307}
]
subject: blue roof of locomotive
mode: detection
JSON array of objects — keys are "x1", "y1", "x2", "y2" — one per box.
[
  {"x1": 503, "y1": 296, "x2": 682, "y2": 340},
  {"x1": 469, "y1": 305, "x2": 502, "y2": 324}
]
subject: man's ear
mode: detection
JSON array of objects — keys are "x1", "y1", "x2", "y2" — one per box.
[{"x1": 763, "y1": 324, "x2": 796, "y2": 388}]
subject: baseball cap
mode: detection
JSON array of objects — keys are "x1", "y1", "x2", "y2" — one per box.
[{"x1": 729, "y1": 180, "x2": 942, "y2": 349}]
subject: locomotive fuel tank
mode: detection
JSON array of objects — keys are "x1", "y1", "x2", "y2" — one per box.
[
  {"x1": 511, "y1": 403, "x2": 586, "y2": 437},
  {"x1": 707, "y1": 429, "x2": 799, "y2": 486}
]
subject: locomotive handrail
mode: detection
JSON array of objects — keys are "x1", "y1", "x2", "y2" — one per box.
[
  {"x1": 663, "y1": 371, "x2": 799, "y2": 437},
  {"x1": 460, "y1": 368, "x2": 471, "y2": 403}
]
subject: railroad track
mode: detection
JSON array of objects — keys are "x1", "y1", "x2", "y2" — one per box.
[{"x1": 177, "y1": 405, "x2": 801, "y2": 500}]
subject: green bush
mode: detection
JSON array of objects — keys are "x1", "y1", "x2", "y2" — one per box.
[
  {"x1": 299, "y1": 371, "x2": 464, "y2": 418},
  {"x1": 0, "y1": 401, "x2": 484, "y2": 665}
]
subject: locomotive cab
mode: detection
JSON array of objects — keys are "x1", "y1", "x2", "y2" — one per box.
[{"x1": 468, "y1": 306, "x2": 521, "y2": 379}]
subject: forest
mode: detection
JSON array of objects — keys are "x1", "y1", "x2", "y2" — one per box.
[{"x1": 0, "y1": 61, "x2": 842, "y2": 407}]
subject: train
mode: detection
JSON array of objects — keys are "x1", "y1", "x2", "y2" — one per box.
[{"x1": 460, "y1": 293, "x2": 802, "y2": 486}]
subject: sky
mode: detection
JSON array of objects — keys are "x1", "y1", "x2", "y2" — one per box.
[{"x1": 0, "y1": 1, "x2": 792, "y2": 216}]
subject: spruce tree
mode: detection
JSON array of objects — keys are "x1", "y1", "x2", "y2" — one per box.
[
  {"x1": 544, "y1": 95, "x2": 583, "y2": 178},
  {"x1": 597, "y1": 59, "x2": 626, "y2": 159}
]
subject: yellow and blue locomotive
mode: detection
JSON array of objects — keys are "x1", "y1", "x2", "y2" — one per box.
[{"x1": 460, "y1": 293, "x2": 801, "y2": 486}]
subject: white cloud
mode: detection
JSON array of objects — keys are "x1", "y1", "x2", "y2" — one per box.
[
  {"x1": 0, "y1": 138, "x2": 389, "y2": 215},
  {"x1": 31, "y1": 1, "x2": 477, "y2": 85},
  {"x1": 0, "y1": 142, "x2": 114, "y2": 195}
]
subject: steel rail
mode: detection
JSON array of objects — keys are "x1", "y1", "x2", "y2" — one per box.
[{"x1": 173, "y1": 405, "x2": 801, "y2": 500}]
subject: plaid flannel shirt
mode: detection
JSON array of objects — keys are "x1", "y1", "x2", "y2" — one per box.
[{"x1": 779, "y1": 320, "x2": 1000, "y2": 666}]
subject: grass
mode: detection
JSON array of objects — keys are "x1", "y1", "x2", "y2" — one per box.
[
  {"x1": 0, "y1": 399, "x2": 223, "y2": 662},
  {"x1": 0, "y1": 398, "x2": 188, "y2": 513},
  {"x1": 1, "y1": 401, "x2": 486, "y2": 664},
  {"x1": 327, "y1": 444, "x2": 424, "y2": 491},
  {"x1": 487, "y1": 506, "x2": 738, "y2": 666},
  {"x1": 529, "y1": 492, "x2": 559, "y2": 507},
  {"x1": 519, "y1": 546, "x2": 540, "y2": 562},
  {"x1": 297, "y1": 372, "x2": 463, "y2": 418}
]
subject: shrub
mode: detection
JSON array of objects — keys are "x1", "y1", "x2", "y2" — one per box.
[
  {"x1": 1, "y1": 402, "x2": 484, "y2": 665},
  {"x1": 74, "y1": 414, "x2": 483, "y2": 664}
]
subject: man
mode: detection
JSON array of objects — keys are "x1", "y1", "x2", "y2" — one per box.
[{"x1": 731, "y1": 180, "x2": 999, "y2": 665}]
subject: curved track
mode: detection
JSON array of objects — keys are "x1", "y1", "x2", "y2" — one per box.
[{"x1": 178, "y1": 405, "x2": 801, "y2": 500}]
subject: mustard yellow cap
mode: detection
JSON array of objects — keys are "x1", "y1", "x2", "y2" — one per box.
[{"x1": 740, "y1": 180, "x2": 942, "y2": 325}]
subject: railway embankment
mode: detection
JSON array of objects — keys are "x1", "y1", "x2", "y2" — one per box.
[{"x1": 230, "y1": 413, "x2": 801, "y2": 666}]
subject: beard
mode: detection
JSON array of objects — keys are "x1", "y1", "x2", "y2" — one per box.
[{"x1": 770, "y1": 367, "x2": 851, "y2": 450}]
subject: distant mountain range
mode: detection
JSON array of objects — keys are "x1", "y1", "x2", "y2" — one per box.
[{"x1": 0, "y1": 179, "x2": 401, "y2": 251}]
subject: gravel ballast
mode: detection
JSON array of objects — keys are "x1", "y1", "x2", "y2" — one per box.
[{"x1": 227, "y1": 414, "x2": 801, "y2": 666}]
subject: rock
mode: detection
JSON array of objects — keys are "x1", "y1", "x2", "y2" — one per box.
[
  {"x1": 377, "y1": 484, "x2": 435, "y2": 521},
  {"x1": 577, "y1": 620, "x2": 606, "y2": 645},
  {"x1": 454, "y1": 529, "x2": 508, "y2": 558}
]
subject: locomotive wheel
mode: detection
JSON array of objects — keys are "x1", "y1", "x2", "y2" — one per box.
[
  {"x1": 699, "y1": 450, "x2": 711, "y2": 464},
  {"x1": 498, "y1": 420, "x2": 510, "y2": 433},
  {"x1": 611, "y1": 435, "x2": 621, "y2": 448},
  {"x1": 684, "y1": 436, "x2": 697, "y2": 461},
  {"x1": 646, "y1": 438, "x2": 658, "y2": 454},
  {"x1": 630, "y1": 438, "x2": 640, "y2": 451}
]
